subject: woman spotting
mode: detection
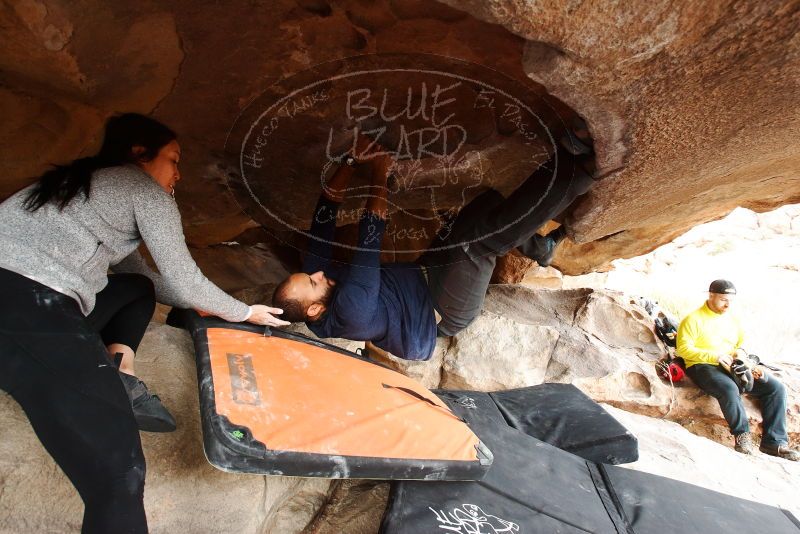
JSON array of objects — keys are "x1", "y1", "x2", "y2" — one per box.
[{"x1": 0, "y1": 113, "x2": 288, "y2": 533}]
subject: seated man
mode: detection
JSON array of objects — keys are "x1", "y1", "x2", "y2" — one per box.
[
  {"x1": 676, "y1": 279, "x2": 798, "y2": 460},
  {"x1": 273, "y1": 133, "x2": 593, "y2": 361}
]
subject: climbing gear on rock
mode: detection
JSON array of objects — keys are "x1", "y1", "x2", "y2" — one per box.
[
  {"x1": 118, "y1": 372, "x2": 177, "y2": 433},
  {"x1": 632, "y1": 297, "x2": 679, "y2": 348},
  {"x1": 734, "y1": 432, "x2": 757, "y2": 455},
  {"x1": 654, "y1": 355, "x2": 685, "y2": 417},
  {"x1": 654, "y1": 314, "x2": 679, "y2": 348},
  {"x1": 759, "y1": 443, "x2": 800, "y2": 462},
  {"x1": 657, "y1": 359, "x2": 685, "y2": 383}
]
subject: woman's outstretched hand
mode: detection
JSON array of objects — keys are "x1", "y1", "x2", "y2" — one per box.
[{"x1": 247, "y1": 305, "x2": 291, "y2": 327}]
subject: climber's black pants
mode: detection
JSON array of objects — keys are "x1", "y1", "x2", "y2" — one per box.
[
  {"x1": 420, "y1": 152, "x2": 590, "y2": 336},
  {"x1": 0, "y1": 268, "x2": 154, "y2": 533}
]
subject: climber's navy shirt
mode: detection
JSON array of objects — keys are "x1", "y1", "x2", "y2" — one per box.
[{"x1": 304, "y1": 195, "x2": 437, "y2": 361}]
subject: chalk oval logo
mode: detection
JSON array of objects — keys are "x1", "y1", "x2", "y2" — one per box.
[{"x1": 225, "y1": 53, "x2": 562, "y2": 260}]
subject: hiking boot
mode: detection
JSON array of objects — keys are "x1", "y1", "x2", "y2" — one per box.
[
  {"x1": 119, "y1": 372, "x2": 177, "y2": 433},
  {"x1": 760, "y1": 443, "x2": 800, "y2": 462},
  {"x1": 734, "y1": 432, "x2": 757, "y2": 455}
]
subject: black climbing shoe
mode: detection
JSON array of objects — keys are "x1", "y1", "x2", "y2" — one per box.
[
  {"x1": 119, "y1": 372, "x2": 177, "y2": 433},
  {"x1": 517, "y1": 226, "x2": 569, "y2": 267},
  {"x1": 730, "y1": 359, "x2": 755, "y2": 393},
  {"x1": 537, "y1": 226, "x2": 568, "y2": 268}
]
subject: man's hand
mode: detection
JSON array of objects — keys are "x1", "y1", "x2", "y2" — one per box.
[
  {"x1": 717, "y1": 354, "x2": 733, "y2": 368},
  {"x1": 247, "y1": 305, "x2": 291, "y2": 327},
  {"x1": 323, "y1": 162, "x2": 355, "y2": 203},
  {"x1": 323, "y1": 132, "x2": 375, "y2": 203},
  {"x1": 752, "y1": 366, "x2": 764, "y2": 380}
]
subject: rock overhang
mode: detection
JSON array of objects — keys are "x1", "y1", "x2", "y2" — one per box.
[{"x1": 2, "y1": 0, "x2": 797, "y2": 274}]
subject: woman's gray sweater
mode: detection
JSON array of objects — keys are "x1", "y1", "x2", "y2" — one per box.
[{"x1": 0, "y1": 164, "x2": 249, "y2": 322}]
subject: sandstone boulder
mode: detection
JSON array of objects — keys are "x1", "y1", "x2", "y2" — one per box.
[
  {"x1": 491, "y1": 248, "x2": 564, "y2": 288},
  {"x1": 518, "y1": 265, "x2": 563, "y2": 289},
  {"x1": 441, "y1": 314, "x2": 559, "y2": 390},
  {"x1": 365, "y1": 337, "x2": 447, "y2": 390},
  {"x1": 302, "y1": 480, "x2": 390, "y2": 534},
  {"x1": 442, "y1": 286, "x2": 666, "y2": 395},
  {"x1": 443, "y1": 0, "x2": 800, "y2": 273}
]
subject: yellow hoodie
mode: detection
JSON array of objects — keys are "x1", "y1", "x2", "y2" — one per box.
[{"x1": 676, "y1": 302, "x2": 744, "y2": 367}]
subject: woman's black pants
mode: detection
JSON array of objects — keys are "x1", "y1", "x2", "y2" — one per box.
[{"x1": 0, "y1": 267, "x2": 155, "y2": 533}]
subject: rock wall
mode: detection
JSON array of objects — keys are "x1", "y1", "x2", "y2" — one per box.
[
  {"x1": 2, "y1": 2, "x2": 800, "y2": 530},
  {"x1": 439, "y1": 0, "x2": 800, "y2": 273},
  {"x1": 2, "y1": 1, "x2": 798, "y2": 273}
]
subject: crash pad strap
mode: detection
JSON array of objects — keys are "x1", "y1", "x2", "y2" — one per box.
[
  {"x1": 381, "y1": 383, "x2": 463, "y2": 422},
  {"x1": 588, "y1": 462, "x2": 634, "y2": 534},
  {"x1": 783, "y1": 509, "x2": 800, "y2": 530}
]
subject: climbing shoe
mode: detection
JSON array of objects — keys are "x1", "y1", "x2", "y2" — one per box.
[
  {"x1": 119, "y1": 372, "x2": 177, "y2": 433},
  {"x1": 517, "y1": 226, "x2": 568, "y2": 267},
  {"x1": 730, "y1": 359, "x2": 754, "y2": 393},
  {"x1": 760, "y1": 443, "x2": 800, "y2": 462},
  {"x1": 538, "y1": 227, "x2": 568, "y2": 267},
  {"x1": 734, "y1": 432, "x2": 757, "y2": 455}
]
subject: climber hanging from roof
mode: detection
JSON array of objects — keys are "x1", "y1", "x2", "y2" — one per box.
[{"x1": 272, "y1": 129, "x2": 595, "y2": 361}]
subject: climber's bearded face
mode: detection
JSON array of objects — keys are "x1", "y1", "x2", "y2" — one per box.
[{"x1": 707, "y1": 292, "x2": 733, "y2": 314}]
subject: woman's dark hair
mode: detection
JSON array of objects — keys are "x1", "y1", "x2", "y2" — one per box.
[{"x1": 24, "y1": 113, "x2": 177, "y2": 211}]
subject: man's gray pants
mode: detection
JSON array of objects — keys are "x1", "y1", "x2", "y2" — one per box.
[{"x1": 419, "y1": 153, "x2": 591, "y2": 337}]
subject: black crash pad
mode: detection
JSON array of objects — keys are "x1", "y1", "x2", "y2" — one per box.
[
  {"x1": 437, "y1": 385, "x2": 638, "y2": 465},
  {"x1": 491, "y1": 383, "x2": 639, "y2": 464},
  {"x1": 380, "y1": 391, "x2": 800, "y2": 534},
  {"x1": 382, "y1": 391, "x2": 625, "y2": 533}
]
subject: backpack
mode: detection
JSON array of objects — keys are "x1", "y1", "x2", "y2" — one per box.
[{"x1": 632, "y1": 297, "x2": 684, "y2": 382}]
